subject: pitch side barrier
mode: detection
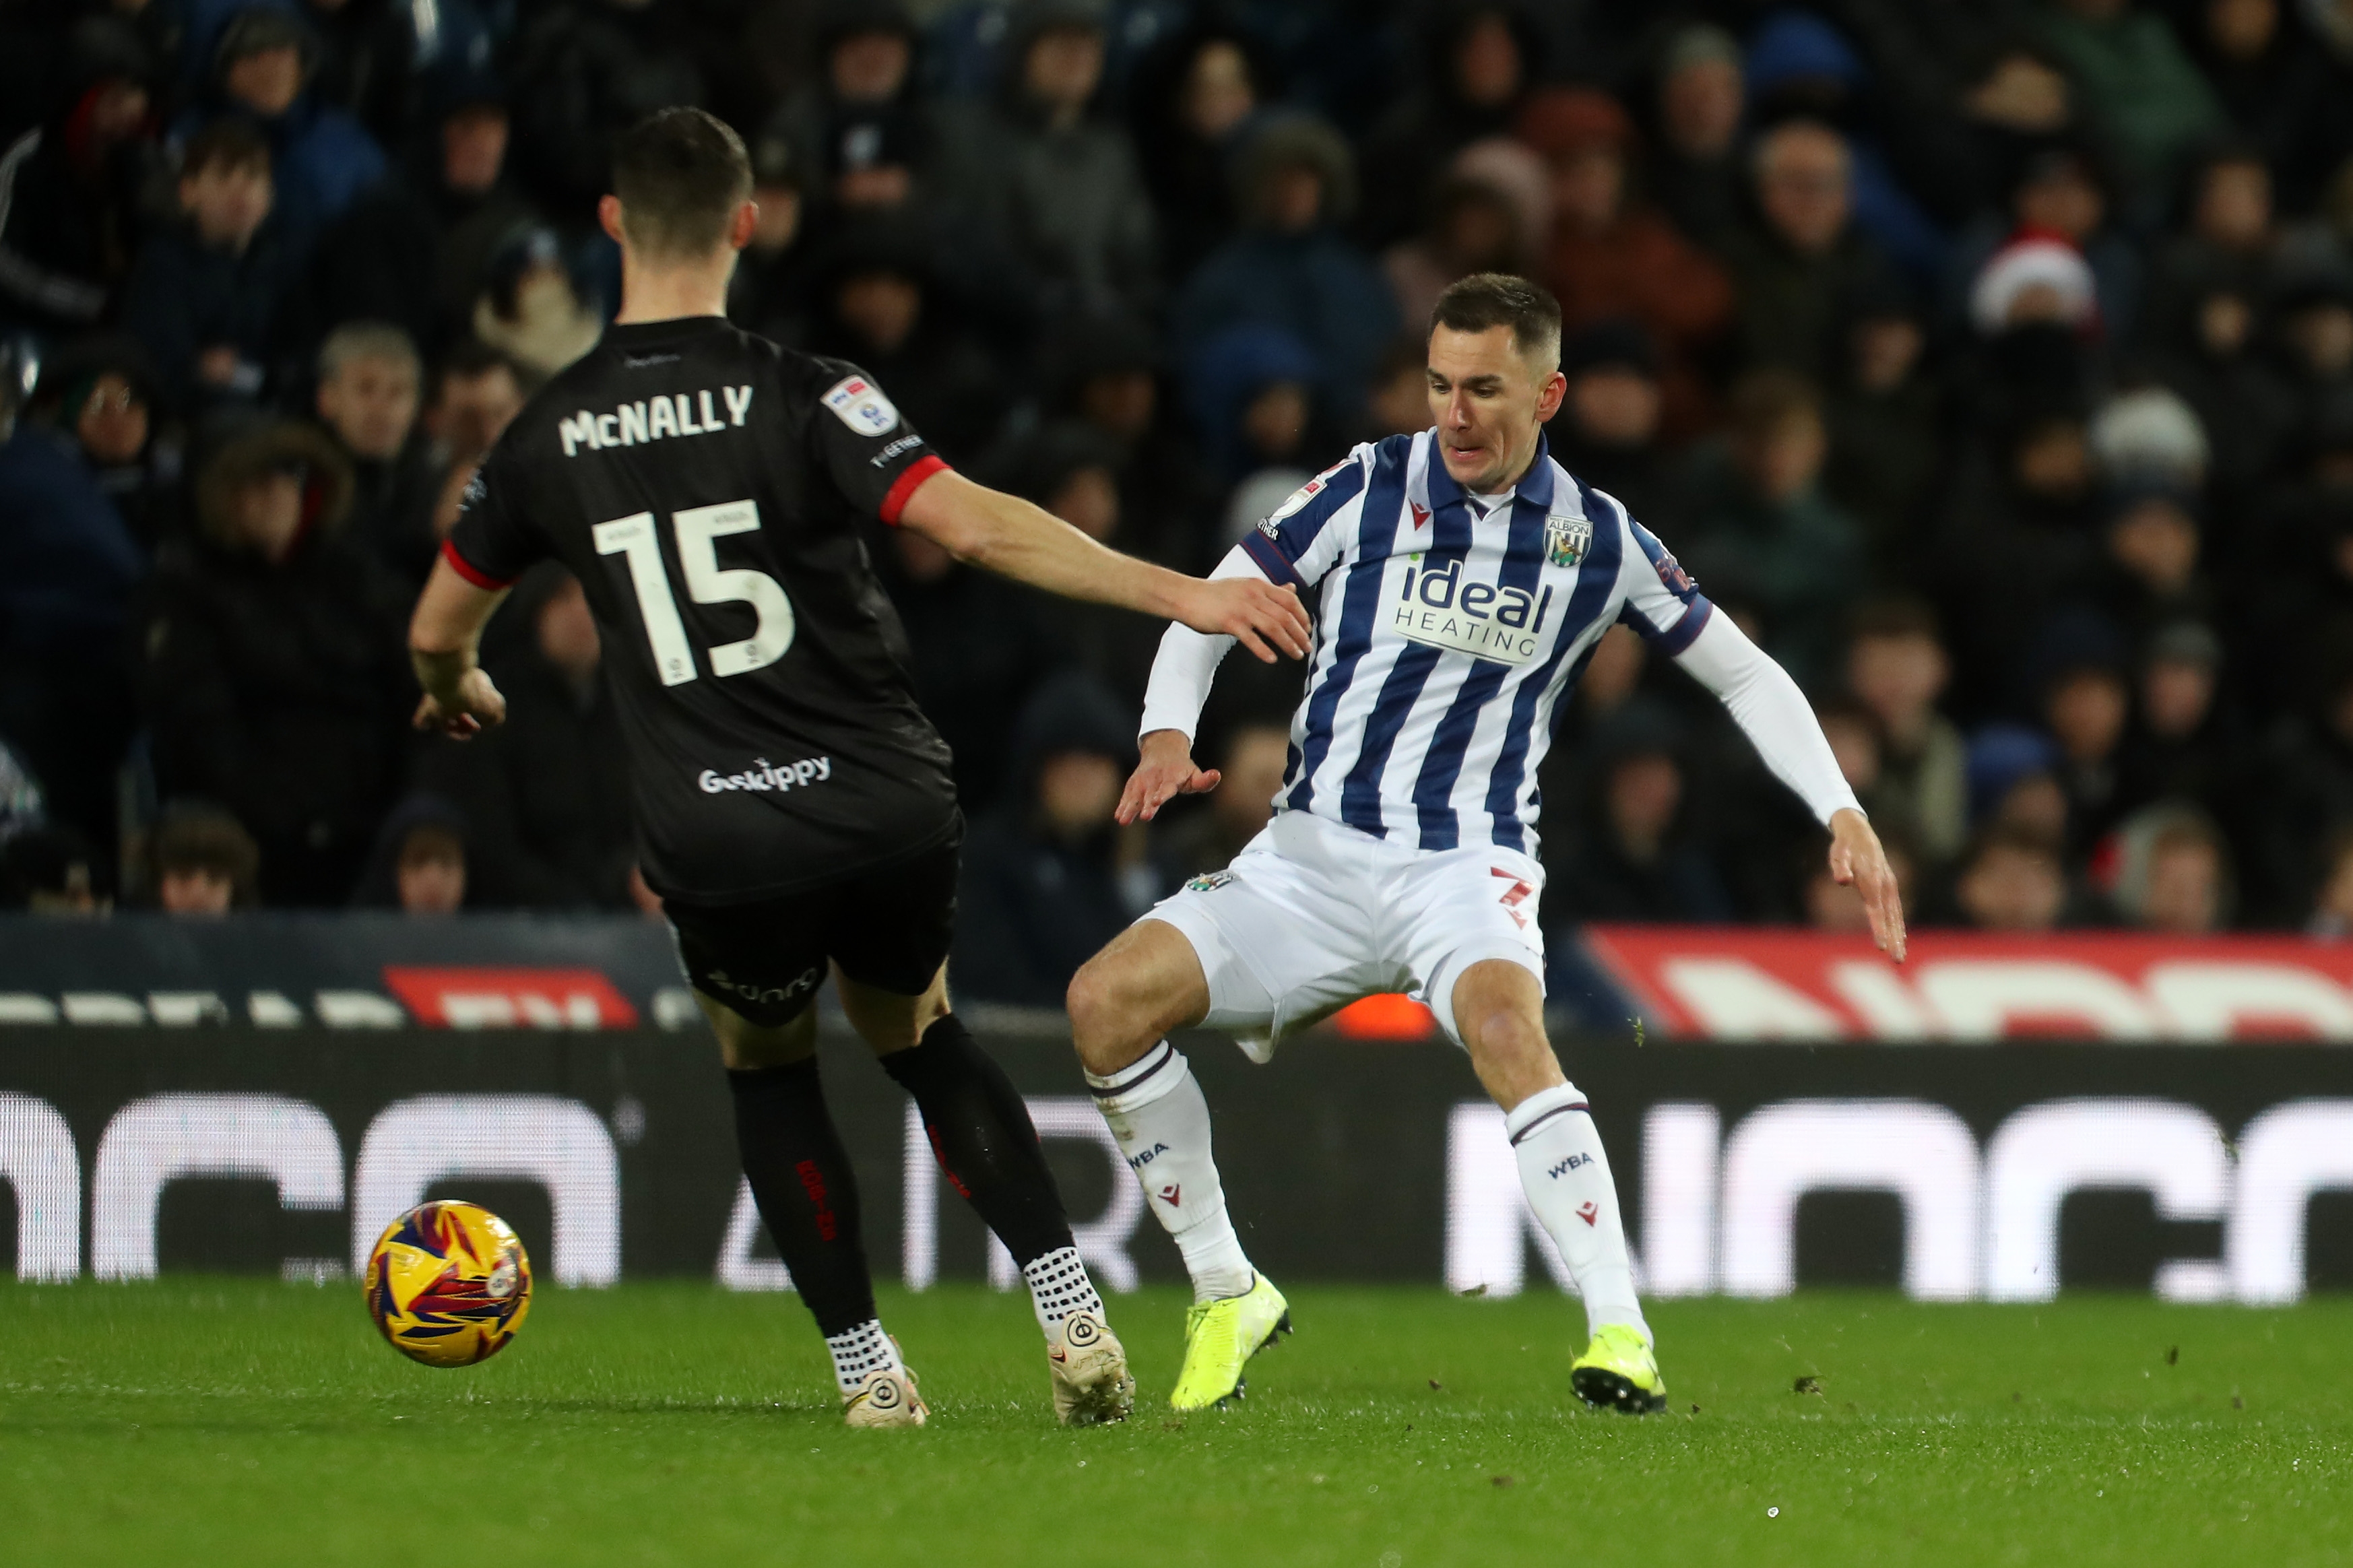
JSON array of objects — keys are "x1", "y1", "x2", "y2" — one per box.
[{"x1": 5, "y1": 916, "x2": 2353, "y2": 1301}]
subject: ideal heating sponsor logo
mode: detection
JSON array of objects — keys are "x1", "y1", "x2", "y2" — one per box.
[
  {"x1": 699, "y1": 755, "x2": 831, "y2": 794},
  {"x1": 560, "y1": 386, "x2": 754, "y2": 455},
  {"x1": 1392, "y1": 557, "x2": 1555, "y2": 665}
]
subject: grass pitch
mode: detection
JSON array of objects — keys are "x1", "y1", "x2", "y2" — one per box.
[{"x1": 2, "y1": 1282, "x2": 2349, "y2": 1567}]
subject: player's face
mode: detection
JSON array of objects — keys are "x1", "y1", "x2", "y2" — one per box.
[{"x1": 1426, "y1": 325, "x2": 1566, "y2": 493}]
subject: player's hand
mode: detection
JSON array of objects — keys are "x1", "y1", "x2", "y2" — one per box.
[
  {"x1": 1118, "y1": 729, "x2": 1221, "y2": 825},
  {"x1": 1828, "y1": 807, "x2": 1907, "y2": 964},
  {"x1": 411, "y1": 666, "x2": 508, "y2": 739},
  {"x1": 1175, "y1": 577, "x2": 1312, "y2": 664}
]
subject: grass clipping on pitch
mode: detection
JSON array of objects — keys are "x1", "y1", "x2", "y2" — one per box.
[{"x1": 1, "y1": 1280, "x2": 2346, "y2": 1566}]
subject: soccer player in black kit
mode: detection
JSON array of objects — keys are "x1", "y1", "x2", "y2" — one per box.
[{"x1": 407, "y1": 108, "x2": 1312, "y2": 1429}]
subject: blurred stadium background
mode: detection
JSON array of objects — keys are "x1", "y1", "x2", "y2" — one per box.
[{"x1": 9, "y1": 0, "x2": 2353, "y2": 1309}]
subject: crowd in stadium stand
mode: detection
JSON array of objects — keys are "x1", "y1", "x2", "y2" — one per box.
[{"x1": 7, "y1": 0, "x2": 2353, "y2": 995}]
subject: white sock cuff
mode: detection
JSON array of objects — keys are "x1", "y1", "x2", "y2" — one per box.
[
  {"x1": 1505, "y1": 1082, "x2": 1590, "y2": 1144},
  {"x1": 1085, "y1": 1040, "x2": 1188, "y2": 1113}
]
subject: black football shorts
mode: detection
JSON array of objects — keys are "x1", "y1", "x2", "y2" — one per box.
[{"x1": 665, "y1": 832, "x2": 960, "y2": 1026}]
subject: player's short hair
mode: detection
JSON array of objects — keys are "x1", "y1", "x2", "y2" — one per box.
[
  {"x1": 611, "y1": 107, "x2": 753, "y2": 260},
  {"x1": 1430, "y1": 273, "x2": 1561, "y2": 371},
  {"x1": 317, "y1": 321, "x2": 420, "y2": 385},
  {"x1": 181, "y1": 119, "x2": 271, "y2": 180}
]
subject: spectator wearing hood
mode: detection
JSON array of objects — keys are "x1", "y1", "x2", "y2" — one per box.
[
  {"x1": 808, "y1": 218, "x2": 1004, "y2": 467},
  {"x1": 953, "y1": 672, "x2": 1149, "y2": 1006},
  {"x1": 1355, "y1": 1, "x2": 1547, "y2": 249},
  {"x1": 1545, "y1": 704, "x2": 1735, "y2": 925},
  {"x1": 1646, "y1": 23, "x2": 1746, "y2": 257},
  {"x1": 0, "y1": 346, "x2": 143, "y2": 855},
  {"x1": 1822, "y1": 274, "x2": 1944, "y2": 572},
  {"x1": 2032, "y1": 610, "x2": 2135, "y2": 857},
  {"x1": 930, "y1": 0, "x2": 1158, "y2": 325},
  {"x1": 1516, "y1": 88, "x2": 1731, "y2": 439},
  {"x1": 1677, "y1": 368, "x2": 1867, "y2": 690},
  {"x1": 121, "y1": 119, "x2": 300, "y2": 412},
  {"x1": 1741, "y1": 11, "x2": 1949, "y2": 282},
  {"x1": 2034, "y1": 0, "x2": 2224, "y2": 225},
  {"x1": 1720, "y1": 119, "x2": 1902, "y2": 387},
  {"x1": 412, "y1": 569, "x2": 637, "y2": 908},
  {"x1": 2115, "y1": 619, "x2": 2246, "y2": 824},
  {"x1": 1546, "y1": 318, "x2": 1682, "y2": 537},
  {"x1": 0, "y1": 18, "x2": 165, "y2": 337},
  {"x1": 135, "y1": 414, "x2": 412, "y2": 905},
  {"x1": 1037, "y1": 311, "x2": 1217, "y2": 570},
  {"x1": 726, "y1": 125, "x2": 815, "y2": 349},
  {"x1": 1173, "y1": 114, "x2": 1397, "y2": 429},
  {"x1": 505, "y1": 0, "x2": 707, "y2": 219},
  {"x1": 1184, "y1": 321, "x2": 1345, "y2": 549},
  {"x1": 307, "y1": 73, "x2": 542, "y2": 358},
  {"x1": 348, "y1": 793, "x2": 471, "y2": 914},
  {"x1": 763, "y1": 1, "x2": 925, "y2": 209},
  {"x1": 988, "y1": 417, "x2": 1167, "y2": 706},
  {"x1": 179, "y1": 5, "x2": 389, "y2": 246},
  {"x1": 1128, "y1": 25, "x2": 1266, "y2": 282},
  {"x1": 30, "y1": 334, "x2": 183, "y2": 550}
]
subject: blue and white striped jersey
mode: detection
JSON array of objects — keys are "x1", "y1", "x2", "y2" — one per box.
[{"x1": 1239, "y1": 429, "x2": 1713, "y2": 857}]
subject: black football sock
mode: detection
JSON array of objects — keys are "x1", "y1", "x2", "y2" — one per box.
[
  {"x1": 882, "y1": 1013, "x2": 1075, "y2": 1268},
  {"x1": 728, "y1": 1060, "x2": 877, "y2": 1339}
]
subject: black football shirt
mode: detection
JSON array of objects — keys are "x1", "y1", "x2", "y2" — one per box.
[{"x1": 445, "y1": 315, "x2": 959, "y2": 904}]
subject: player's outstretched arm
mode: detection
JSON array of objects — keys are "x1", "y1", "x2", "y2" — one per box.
[
  {"x1": 1673, "y1": 612, "x2": 1908, "y2": 962},
  {"x1": 408, "y1": 553, "x2": 511, "y2": 740},
  {"x1": 896, "y1": 468, "x2": 1311, "y2": 663}
]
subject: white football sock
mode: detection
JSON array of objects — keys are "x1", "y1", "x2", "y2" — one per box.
[
  {"x1": 1087, "y1": 1041, "x2": 1255, "y2": 1303},
  {"x1": 1023, "y1": 1245, "x2": 1106, "y2": 1337},
  {"x1": 824, "y1": 1319, "x2": 903, "y2": 1398},
  {"x1": 1506, "y1": 1083, "x2": 1650, "y2": 1342}
]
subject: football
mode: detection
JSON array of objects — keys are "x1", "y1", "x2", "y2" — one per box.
[{"x1": 363, "y1": 1200, "x2": 533, "y2": 1367}]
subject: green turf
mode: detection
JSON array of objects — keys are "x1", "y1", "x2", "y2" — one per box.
[{"x1": 3, "y1": 1281, "x2": 2350, "y2": 1567}]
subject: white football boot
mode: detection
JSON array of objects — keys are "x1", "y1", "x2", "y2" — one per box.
[
  {"x1": 1047, "y1": 1309, "x2": 1136, "y2": 1427},
  {"x1": 842, "y1": 1363, "x2": 928, "y2": 1429}
]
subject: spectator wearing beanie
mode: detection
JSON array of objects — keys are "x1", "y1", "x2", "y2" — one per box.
[
  {"x1": 308, "y1": 73, "x2": 542, "y2": 358},
  {"x1": 1173, "y1": 113, "x2": 1396, "y2": 427},
  {"x1": 179, "y1": 4, "x2": 389, "y2": 245}
]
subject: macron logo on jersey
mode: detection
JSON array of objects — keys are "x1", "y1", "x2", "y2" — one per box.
[
  {"x1": 822, "y1": 376, "x2": 898, "y2": 436},
  {"x1": 559, "y1": 386, "x2": 754, "y2": 456}
]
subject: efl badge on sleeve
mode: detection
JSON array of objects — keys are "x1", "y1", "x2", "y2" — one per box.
[
  {"x1": 1544, "y1": 513, "x2": 1591, "y2": 568},
  {"x1": 821, "y1": 375, "x2": 899, "y2": 436}
]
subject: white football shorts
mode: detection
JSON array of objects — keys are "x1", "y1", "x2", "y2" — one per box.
[{"x1": 1142, "y1": 808, "x2": 1546, "y2": 1057}]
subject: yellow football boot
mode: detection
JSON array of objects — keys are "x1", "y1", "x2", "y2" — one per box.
[
  {"x1": 1169, "y1": 1274, "x2": 1291, "y2": 1411},
  {"x1": 1570, "y1": 1323, "x2": 1667, "y2": 1414}
]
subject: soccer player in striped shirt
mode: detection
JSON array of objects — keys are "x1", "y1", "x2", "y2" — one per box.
[{"x1": 1067, "y1": 274, "x2": 1906, "y2": 1413}]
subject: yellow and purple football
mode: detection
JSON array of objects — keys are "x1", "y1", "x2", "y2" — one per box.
[{"x1": 364, "y1": 1200, "x2": 532, "y2": 1367}]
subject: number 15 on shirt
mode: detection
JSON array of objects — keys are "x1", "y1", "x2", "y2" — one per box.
[{"x1": 593, "y1": 498, "x2": 796, "y2": 686}]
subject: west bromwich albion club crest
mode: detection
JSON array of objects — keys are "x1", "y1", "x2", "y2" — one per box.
[{"x1": 1544, "y1": 513, "x2": 1590, "y2": 568}]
